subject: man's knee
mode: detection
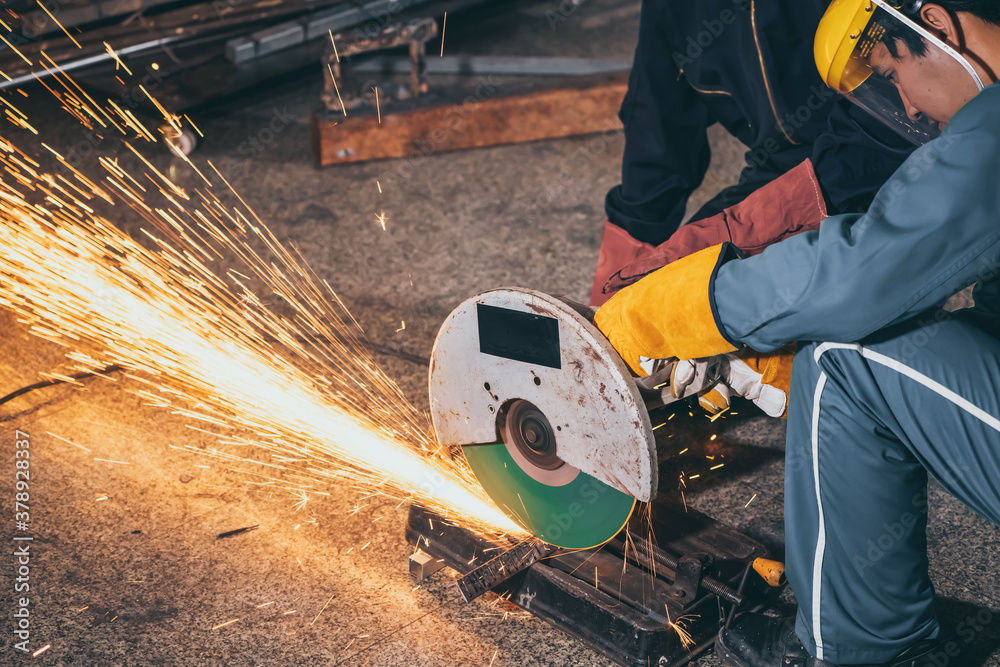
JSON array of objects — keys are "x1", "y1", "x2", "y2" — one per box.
[{"x1": 804, "y1": 342, "x2": 869, "y2": 385}]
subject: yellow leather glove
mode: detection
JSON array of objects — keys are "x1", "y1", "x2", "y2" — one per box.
[
  {"x1": 696, "y1": 344, "x2": 796, "y2": 418},
  {"x1": 594, "y1": 244, "x2": 741, "y2": 376}
]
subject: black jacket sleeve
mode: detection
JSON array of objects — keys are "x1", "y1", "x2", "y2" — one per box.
[
  {"x1": 604, "y1": 0, "x2": 712, "y2": 246},
  {"x1": 809, "y1": 99, "x2": 915, "y2": 215}
]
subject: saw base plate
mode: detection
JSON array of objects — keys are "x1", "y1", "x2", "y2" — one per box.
[{"x1": 406, "y1": 498, "x2": 772, "y2": 667}]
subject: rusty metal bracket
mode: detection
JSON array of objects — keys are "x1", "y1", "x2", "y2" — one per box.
[{"x1": 321, "y1": 17, "x2": 438, "y2": 112}]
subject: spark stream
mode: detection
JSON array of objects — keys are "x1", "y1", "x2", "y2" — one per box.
[{"x1": 0, "y1": 68, "x2": 521, "y2": 539}]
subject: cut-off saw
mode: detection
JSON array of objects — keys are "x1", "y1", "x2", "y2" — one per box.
[{"x1": 417, "y1": 288, "x2": 783, "y2": 666}]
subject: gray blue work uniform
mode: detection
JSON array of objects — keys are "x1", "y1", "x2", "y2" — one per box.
[{"x1": 712, "y1": 82, "x2": 1000, "y2": 664}]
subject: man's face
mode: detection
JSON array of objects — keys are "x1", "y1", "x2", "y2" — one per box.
[{"x1": 869, "y1": 38, "x2": 981, "y2": 129}]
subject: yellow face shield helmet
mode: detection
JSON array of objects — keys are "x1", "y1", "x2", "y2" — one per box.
[{"x1": 815, "y1": 0, "x2": 985, "y2": 144}]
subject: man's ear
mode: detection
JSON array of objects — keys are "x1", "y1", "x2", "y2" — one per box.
[{"x1": 921, "y1": 3, "x2": 963, "y2": 47}]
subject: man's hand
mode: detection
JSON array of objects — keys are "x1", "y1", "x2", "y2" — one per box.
[
  {"x1": 593, "y1": 244, "x2": 741, "y2": 376},
  {"x1": 694, "y1": 345, "x2": 796, "y2": 418}
]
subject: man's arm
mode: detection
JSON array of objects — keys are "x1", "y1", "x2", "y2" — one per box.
[
  {"x1": 713, "y1": 93, "x2": 1000, "y2": 352},
  {"x1": 602, "y1": 159, "x2": 828, "y2": 296},
  {"x1": 604, "y1": 0, "x2": 712, "y2": 246}
]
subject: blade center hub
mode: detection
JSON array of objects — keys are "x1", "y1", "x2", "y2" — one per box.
[{"x1": 503, "y1": 400, "x2": 562, "y2": 471}]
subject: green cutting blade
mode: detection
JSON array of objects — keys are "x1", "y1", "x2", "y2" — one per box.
[{"x1": 463, "y1": 442, "x2": 635, "y2": 550}]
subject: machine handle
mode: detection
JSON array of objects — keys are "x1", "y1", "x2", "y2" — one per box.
[{"x1": 636, "y1": 356, "x2": 727, "y2": 410}]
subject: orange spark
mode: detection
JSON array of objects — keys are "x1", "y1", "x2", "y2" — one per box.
[
  {"x1": 37, "y1": 2, "x2": 80, "y2": 47},
  {"x1": 327, "y1": 64, "x2": 346, "y2": 116},
  {"x1": 440, "y1": 12, "x2": 447, "y2": 57}
]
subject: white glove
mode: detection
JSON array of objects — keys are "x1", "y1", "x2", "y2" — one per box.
[{"x1": 675, "y1": 352, "x2": 790, "y2": 418}]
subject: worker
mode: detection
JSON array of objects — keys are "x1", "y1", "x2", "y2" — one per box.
[
  {"x1": 594, "y1": 0, "x2": 1000, "y2": 665},
  {"x1": 591, "y1": 0, "x2": 917, "y2": 307}
]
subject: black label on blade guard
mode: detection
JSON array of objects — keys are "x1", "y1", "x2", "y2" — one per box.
[{"x1": 477, "y1": 303, "x2": 561, "y2": 369}]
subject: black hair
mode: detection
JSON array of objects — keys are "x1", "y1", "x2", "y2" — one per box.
[
  {"x1": 881, "y1": 0, "x2": 1000, "y2": 59},
  {"x1": 927, "y1": 0, "x2": 1000, "y2": 26}
]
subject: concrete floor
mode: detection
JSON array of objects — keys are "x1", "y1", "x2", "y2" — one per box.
[{"x1": 1, "y1": 0, "x2": 999, "y2": 665}]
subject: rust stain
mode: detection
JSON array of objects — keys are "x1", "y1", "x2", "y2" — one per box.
[
  {"x1": 523, "y1": 301, "x2": 556, "y2": 316},
  {"x1": 595, "y1": 382, "x2": 618, "y2": 412}
]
